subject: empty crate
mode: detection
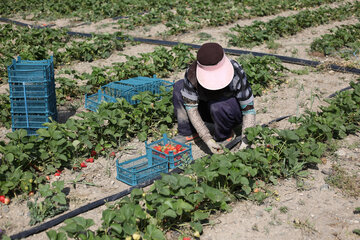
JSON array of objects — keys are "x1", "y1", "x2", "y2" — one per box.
[
  {"x1": 84, "y1": 75, "x2": 173, "y2": 112},
  {"x1": 7, "y1": 56, "x2": 57, "y2": 135},
  {"x1": 116, "y1": 155, "x2": 168, "y2": 186}
]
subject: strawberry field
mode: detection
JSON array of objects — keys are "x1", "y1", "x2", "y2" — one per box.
[{"x1": 0, "y1": 1, "x2": 359, "y2": 239}]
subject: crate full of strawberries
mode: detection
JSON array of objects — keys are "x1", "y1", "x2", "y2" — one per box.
[{"x1": 145, "y1": 134, "x2": 193, "y2": 169}]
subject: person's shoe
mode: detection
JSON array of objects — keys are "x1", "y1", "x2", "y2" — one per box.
[
  {"x1": 216, "y1": 130, "x2": 236, "y2": 146},
  {"x1": 173, "y1": 133, "x2": 199, "y2": 143}
]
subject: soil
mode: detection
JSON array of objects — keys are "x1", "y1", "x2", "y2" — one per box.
[{"x1": 0, "y1": 4, "x2": 359, "y2": 240}]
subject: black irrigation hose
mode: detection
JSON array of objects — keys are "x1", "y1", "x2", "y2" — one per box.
[
  {"x1": 1, "y1": 17, "x2": 358, "y2": 239},
  {"x1": 1, "y1": 17, "x2": 360, "y2": 75},
  {"x1": 0, "y1": 17, "x2": 56, "y2": 28},
  {"x1": 112, "y1": 11, "x2": 148, "y2": 20}
]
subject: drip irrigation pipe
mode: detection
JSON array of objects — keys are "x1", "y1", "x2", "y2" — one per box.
[
  {"x1": 0, "y1": 17, "x2": 56, "y2": 29},
  {"x1": 9, "y1": 83, "x2": 357, "y2": 239},
  {"x1": 1, "y1": 17, "x2": 360, "y2": 75},
  {"x1": 112, "y1": 11, "x2": 148, "y2": 20}
]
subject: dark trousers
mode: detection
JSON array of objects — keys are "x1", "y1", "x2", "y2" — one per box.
[{"x1": 173, "y1": 79, "x2": 243, "y2": 141}]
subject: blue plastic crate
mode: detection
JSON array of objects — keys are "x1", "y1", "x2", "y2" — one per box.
[
  {"x1": 146, "y1": 134, "x2": 193, "y2": 169},
  {"x1": 7, "y1": 56, "x2": 54, "y2": 83},
  {"x1": 116, "y1": 155, "x2": 168, "y2": 186},
  {"x1": 84, "y1": 89, "x2": 118, "y2": 112},
  {"x1": 102, "y1": 75, "x2": 173, "y2": 105},
  {"x1": 7, "y1": 56, "x2": 57, "y2": 135},
  {"x1": 85, "y1": 75, "x2": 173, "y2": 111},
  {"x1": 9, "y1": 81, "x2": 56, "y2": 98},
  {"x1": 10, "y1": 95, "x2": 57, "y2": 114},
  {"x1": 101, "y1": 82, "x2": 134, "y2": 103},
  {"x1": 12, "y1": 112, "x2": 57, "y2": 135}
]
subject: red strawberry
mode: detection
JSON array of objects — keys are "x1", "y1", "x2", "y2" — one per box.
[
  {"x1": 110, "y1": 152, "x2": 116, "y2": 157},
  {"x1": 80, "y1": 162, "x2": 87, "y2": 168},
  {"x1": 90, "y1": 150, "x2": 97, "y2": 157},
  {"x1": 86, "y1": 158, "x2": 94, "y2": 163},
  {"x1": 0, "y1": 195, "x2": 5, "y2": 203},
  {"x1": 46, "y1": 176, "x2": 50, "y2": 181},
  {"x1": 183, "y1": 237, "x2": 191, "y2": 240},
  {"x1": 54, "y1": 172, "x2": 60, "y2": 176}
]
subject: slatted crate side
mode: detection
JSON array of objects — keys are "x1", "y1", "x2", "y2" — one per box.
[
  {"x1": 84, "y1": 90, "x2": 118, "y2": 112},
  {"x1": 7, "y1": 56, "x2": 54, "y2": 83},
  {"x1": 12, "y1": 112, "x2": 56, "y2": 132},
  {"x1": 9, "y1": 81, "x2": 56, "y2": 98},
  {"x1": 10, "y1": 96, "x2": 57, "y2": 114},
  {"x1": 116, "y1": 155, "x2": 168, "y2": 186},
  {"x1": 101, "y1": 82, "x2": 134, "y2": 102}
]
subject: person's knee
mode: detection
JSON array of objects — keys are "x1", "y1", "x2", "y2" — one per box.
[
  {"x1": 210, "y1": 102, "x2": 229, "y2": 115},
  {"x1": 173, "y1": 79, "x2": 184, "y2": 96}
]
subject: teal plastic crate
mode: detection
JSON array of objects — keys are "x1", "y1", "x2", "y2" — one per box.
[
  {"x1": 84, "y1": 89, "x2": 118, "y2": 112},
  {"x1": 12, "y1": 112, "x2": 56, "y2": 136},
  {"x1": 116, "y1": 155, "x2": 168, "y2": 186},
  {"x1": 10, "y1": 95, "x2": 57, "y2": 114},
  {"x1": 146, "y1": 134, "x2": 193, "y2": 169},
  {"x1": 7, "y1": 56, "x2": 54, "y2": 83},
  {"x1": 7, "y1": 56, "x2": 57, "y2": 135},
  {"x1": 85, "y1": 75, "x2": 173, "y2": 112},
  {"x1": 102, "y1": 75, "x2": 173, "y2": 105}
]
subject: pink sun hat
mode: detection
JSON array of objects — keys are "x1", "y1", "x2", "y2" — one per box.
[{"x1": 196, "y1": 42, "x2": 234, "y2": 90}]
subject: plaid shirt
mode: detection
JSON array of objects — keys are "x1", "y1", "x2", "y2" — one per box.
[{"x1": 180, "y1": 59, "x2": 255, "y2": 114}]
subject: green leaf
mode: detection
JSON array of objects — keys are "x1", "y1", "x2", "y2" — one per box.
[
  {"x1": 102, "y1": 209, "x2": 116, "y2": 226},
  {"x1": 131, "y1": 188, "x2": 143, "y2": 199},
  {"x1": 145, "y1": 224, "x2": 165, "y2": 240},
  {"x1": 72, "y1": 140, "x2": 81, "y2": 148},
  {"x1": 138, "y1": 131, "x2": 147, "y2": 141},
  {"x1": 46, "y1": 230, "x2": 67, "y2": 240},
  {"x1": 278, "y1": 129, "x2": 299, "y2": 142},
  {"x1": 110, "y1": 223, "x2": 123, "y2": 235},
  {"x1": 52, "y1": 194, "x2": 67, "y2": 205},
  {"x1": 163, "y1": 209, "x2": 177, "y2": 218},
  {"x1": 190, "y1": 221, "x2": 203, "y2": 233},
  {"x1": 240, "y1": 177, "x2": 249, "y2": 186},
  {"x1": 269, "y1": 176, "x2": 278, "y2": 185},
  {"x1": 5, "y1": 153, "x2": 14, "y2": 162},
  {"x1": 202, "y1": 184, "x2": 224, "y2": 203},
  {"x1": 193, "y1": 210, "x2": 209, "y2": 221},
  {"x1": 37, "y1": 128, "x2": 51, "y2": 137}
]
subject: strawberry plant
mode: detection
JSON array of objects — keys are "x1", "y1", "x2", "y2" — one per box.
[
  {"x1": 228, "y1": 2, "x2": 360, "y2": 48},
  {"x1": 0, "y1": 93, "x2": 11, "y2": 128},
  {"x1": 0, "y1": 24, "x2": 127, "y2": 82},
  {"x1": 236, "y1": 55, "x2": 288, "y2": 96},
  {"x1": 27, "y1": 181, "x2": 69, "y2": 225},
  {"x1": 310, "y1": 23, "x2": 360, "y2": 59}
]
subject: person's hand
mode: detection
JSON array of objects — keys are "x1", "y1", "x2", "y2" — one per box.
[{"x1": 205, "y1": 139, "x2": 223, "y2": 154}]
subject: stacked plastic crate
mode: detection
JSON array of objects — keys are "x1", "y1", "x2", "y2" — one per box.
[
  {"x1": 7, "y1": 56, "x2": 57, "y2": 135},
  {"x1": 85, "y1": 75, "x2": 173, "y2": 111}
]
